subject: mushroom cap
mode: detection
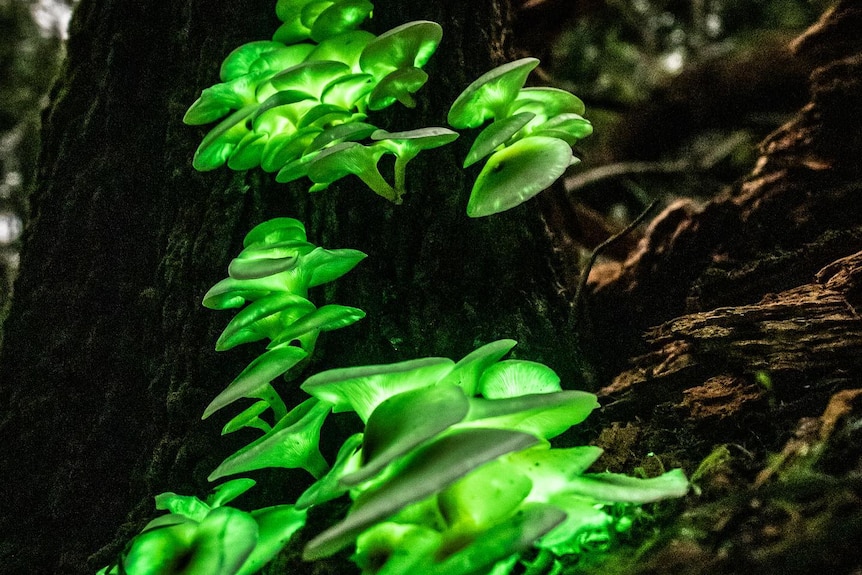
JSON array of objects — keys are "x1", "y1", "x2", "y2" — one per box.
[
  {"x1": 370, "y1": 126, "x2": 459, "y2": 154},
  {"x1": 220, "y1": 41, "x2": 289, "y2": 81},
  {"x1": 447, "y1": 57, "x2": 539, "y2": 129},
  {"x1": 466, "y1": 135, "x2": 573, "y2": 217},
  {"x1": 310, "y1": 0, "x2": 374, "y2": 42},
  {"x1": 306, "y1": 141, "x2": 388, "y2": 186},
  {"x1": 462, "y1": 111, "x2": 535, "y2": 168},
  {"x1": 302, "y1": 427, "x2": 539, "y2": 560},
  {"x1": 340, "y1": 384, "x2": 470, "y2": 486},
  {"x1": 436, "y1": 458, "x2": 532, "y2": 529},
  {"x1": 203, "y1": 344, "x2": 309, "y2": 419},
  {"x1": 462, "y1": 389, "x2": 600, "y2": 440},
  {"x1": 307, "y1": 122, "x2": 377, "y2": 152},
  {"x1": 216, "y1": 293, "x2": 316, "y2": 351},
  {"x1": 245, "y1": 43, "x2": 316, "y2": 78},
  {"x1": 300, "y1": 356, "x2": 454, "y2": 422},
  {"x1": 306, "y1": 30, "x2": 376, "y2": 71},
  {"x1": 507, "y1": 86, "x2": 585, "y2": 121},
  {"x1": 263, "y1": 60, "x2": 351, "y2": 100},
  {"x1": 243, "y1": 217, "x2": 306, "y2": 248},
  {"x1": 366, "y1": 66, "x2": 428, "y2": 110},
  {"x1": 192, "y1": 105, "x2": 257, "y2": 171},
  {"x1": 437, "y1": 339, "x2": 518, "y2": 396},
  {"x1": 320, "y1": 73, "x2": 375, "y2": 109},
  {"x1": 227, "y1": 131, "x2": 268, "y2": 171},
  {"x1": 184, "y1": 75, "x2": 260, "y2": 125},
  {"x1": 477, "y1": 359, "x2": 562, "y2": 399},
  {"x1": 276, "y1": 0, "x2": 319, "y2": 22},
  {"x1": 208, "y1": 397, "x2": 332, "y2": 481},
  {"x1": 267, "y1": 303, "x2": 366, "y2": 347},
  {"x1": 260, "y1": 127, "x2": 320, "y2": 173},
  {"x1": 526, "y1": 112, "x2": 593, "y2": 145},
  {"x1": 359, "y1": 21, "x2": 443, "y2": 79}
]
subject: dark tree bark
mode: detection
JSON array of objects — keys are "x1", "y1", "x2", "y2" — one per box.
[
  {"x1": 572, "y1": 3, "x2": 862, "y2": 573},
  {"x1": 0, "y1": 1, "x2": 583, "y2": 574}
]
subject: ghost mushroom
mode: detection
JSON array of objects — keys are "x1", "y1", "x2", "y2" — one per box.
[
  {"x1": 359, "y1": 21, "x2": 443, "y2": 80},
  {"x1": 370, "y1": 127, "x2": 459, "y2": 200},
  {"x1": 447, "y1": 58, "x2": 539, "y2": 129},
  {"x1": 466, "y1": 135, "x2": 573, "y2": 217},
  {"x1": 305, "y1": 142, "x2": 398, "y2": 202}
]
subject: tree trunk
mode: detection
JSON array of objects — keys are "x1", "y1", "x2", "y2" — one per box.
[{"x1": 0, "y1": 1, "x2": 582, "y2": 574}]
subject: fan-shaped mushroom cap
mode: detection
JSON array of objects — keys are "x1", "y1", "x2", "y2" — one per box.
[
  {"x1": 366, "y1": 67, "x2": 428, "y2": 110},
  {"x1": 260, "y1": 60, "x2": 351, "y2": 101},
  {"x1": 359, "y1": 21, "x2": 443, "y2": 79},
  {"x1": 466, "y1": 135, "x2": 573, "y2": 217},
  {"x1": 447, "y1": 58, "x2": 539, "y2": 129},
  {"x1": 507, "y1": 86, "x2": 585, "y2": 121},
  {"x1": 208, "y1": 397, "x2": 332, "y2": 481},
  {"x1": 477, "y1": 359, "x2": 561, "y2": 399},
  {"x1": 302, "y1": 427, "x2": 539, "y2": 560},
  {"x1": 306, "y1": 142, "x2": 397, "y2": 201},
  {"x1": 320, "y1": 73, "x2": 375, "y2": 109},
  {"x1": 437, "y1": 339, "x2": 518, "y2": 396},
  {"x1": 462, "y1": 111, "x2": 535, "y2": 168},
  {"x1": 310, "y1": 0, "x2": 374, "y2": 42},
  {"x1": 307, "y1": 30, "x2": 375, "y2": 71},
  {"x1": 300, "y1": 356, "x2": 454, "y2": 422},
  {"x1": 340, "y1": 384, "x2": 470, "y2": 486}
]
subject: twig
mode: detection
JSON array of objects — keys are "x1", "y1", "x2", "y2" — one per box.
[{"x1": 572, "y1": 198, "x2": 660, "y2": 318}]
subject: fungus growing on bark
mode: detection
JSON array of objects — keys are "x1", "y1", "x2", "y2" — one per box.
[
  {"x1": 370, "y1": 127, "x2": 459, "y2": 199},
  {"x1": 306, "y1": 141, "x2": 397, "y2": 201},
  {"x1": 209, "y1": 397, "x2": 332, "y2": 481},
  {"x1": 302, "y1": 428, "x2": 539, "y2": 560},
  {"x1": 300, "y1": 356, "x2": 455, "y2": 422},
  {"x1": 358, "y1": 21, "x2": 443, "y2": 79},
  {"x1": 466, "y1": 135, "x2": 573, "y2": 217},
  {"x1": 462, "y1": 111, "x2": 535, "y2": 168},
  {"x1": 447, "y1": 58, "x2": 539, "y2": 129}
]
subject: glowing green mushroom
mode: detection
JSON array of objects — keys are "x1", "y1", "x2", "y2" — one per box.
[
  {"x1": 215, "y1": 293, "x2": 316, "y2": 351},
  {"x1": 306, "y1": 30, "x2": 376, "y2": 71},
  {"x1": 477, "y1": 359, "x2": 562, "y2": 399},
  {"x1": 310, "y1": 0, "x2": 374, "y2": 42},
  {"x1": 370, "y1": 127, "x2": 459, "y2": 200},
  {"x1": 306, "y1": 141, "x2": 397, "y2": 202},
  {"x1": 209, "y1": 397, "x2": 332, "y2": 481},
  {"x1": 466, "y1": 135, "x2": 573, "y2": 217},
  {"x1": 303, "y1": 427, "x2": 539, "y2": 560},
  {"x1": 237, "y1": 505, "x2": 308, "y2": 575},
  {"x1": 243, "y1": 218, "x2": 307, "y2": 247},
  {"x1": 366, "y1": 66, "x2": 429, "y2": 111},
  {"x1": 436, "y1": 459, "x2": 533, "y2": 532},
  {"x1": 462, "y1": 389, "x2": 600, "y2": 440},
  {"x1": 320, "y1": 73, "x2": 375, "y2": 110},
  {"x1": 191, "y1": 104, "x2": 257, "y2": 171},
  {"x1": 202, "y1": 344, "x2": 309, "y2": 420},
  {"x1": 359, "y1": 21, "x2": 443, "y2": 80},
  {"x1": 300, "y1": 356, "x2": 455, "y2": 422},
  {"x1": 507, "y1": 86, "x2": 586, "y2": 124},
  {"x1": 462, "y1": 111, "x2": 535, "y2": 168},
  {"x1": 447, "y1": 58, "x2": 539, "y2": 129},
  {"x1": 117, "y1": 507, "x2": 258, "y2": 575},
  {"x1": 340, "y1": 384, "x2": 471, "y2": 486},
  {"x1": 259, "y1": 60, "x2": 351, "y2": 101},
  {"x1": 437, "y1": 339, "x2": 518, "y2": 396},
  {"x1": 296, "y1": 433, "x2": 364, "y2": 509},
  {"x1": 526, "y1": 112, "x2": 593, "y2": 145}
]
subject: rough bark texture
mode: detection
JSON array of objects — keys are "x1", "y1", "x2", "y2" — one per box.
[
  {"x1": 571, "y1": 3, "x2": 862, "y2": 574},
  {"x1": 0, "y1": 0, "x2": 586, "y2": 574}
]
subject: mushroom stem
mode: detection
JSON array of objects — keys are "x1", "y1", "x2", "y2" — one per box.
[{"x1": 359, "y1": 168, "x2": 400, "y2": 204}]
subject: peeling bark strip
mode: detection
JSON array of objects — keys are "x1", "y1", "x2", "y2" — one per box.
[{"x1": 600, "y1": 250, "x2": 862, "y2": 417}]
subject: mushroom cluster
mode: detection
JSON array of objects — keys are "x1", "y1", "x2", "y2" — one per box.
[
  {"x1": 201, "y1": 217, "x2": 366, "y2": 455},
  {"x1": 448, "y1": 58, "x2": 594, "y2": 217},
  {"x1": 97, "y1": 478, "x2": 307, "y2": 575},
  {"x1": 288, "y1": 339, "x2": 687, "y2": 574},
  {"x1": 185, "y1": 1, "x2": 456, "y2": 203},
  {"x1": 99, "y1": 216, "x2": 687, "y2": 575}
]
